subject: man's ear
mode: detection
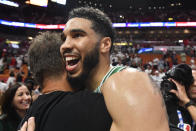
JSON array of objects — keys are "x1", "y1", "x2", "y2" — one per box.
[{"x1": 100, "y1": 37, "x2": 112, "y2": 53}]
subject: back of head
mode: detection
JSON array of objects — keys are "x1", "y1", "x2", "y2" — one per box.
[
  {"x1": 16, "y1": 73, "x2": 23, "y2": 83},
  {"x1": 9, "y1": 71, "x2": 15, "y2": 77},
  {"x1": 68, "y1": 7, "x2": 115, "y2": 52},
  {"x1": 28, "y1": 31, "x2": 65, "y2": 89}
]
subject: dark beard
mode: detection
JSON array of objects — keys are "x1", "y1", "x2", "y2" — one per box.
[{"x1": 67, "y1": 43, "x2": 100, "y2": 91}]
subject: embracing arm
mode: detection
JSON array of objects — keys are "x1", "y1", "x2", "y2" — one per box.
[
  {"x1": 102, "y1": 71, "x2": 169, "y2": 131},
  {"x1": 19, "y1": 117, "x2": 35, "y2": 131}
]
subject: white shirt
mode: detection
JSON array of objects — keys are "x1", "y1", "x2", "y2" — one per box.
[
  {"x1": 6, "y1": 77, "x2": 16, "y2": 88},
  {"x1": 0, "y1": 82, "x2": 8, "y2": 92}
]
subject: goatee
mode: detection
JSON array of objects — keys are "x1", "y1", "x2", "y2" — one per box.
[{"x1": 67, "y1": 42, "x2": 100, "y2": 91}]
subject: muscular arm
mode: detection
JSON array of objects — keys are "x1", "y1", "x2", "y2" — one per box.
[{"x1": 101, "y1": 70, "x2": 169, "y2": 131}]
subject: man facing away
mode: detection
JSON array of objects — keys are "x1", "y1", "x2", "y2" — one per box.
[
  {"x1": 18, "y1": 31, "x2": 112, "y2": 131},
  {"x1": 60, "y1": 7, "x2": 169, "y2": 131}
]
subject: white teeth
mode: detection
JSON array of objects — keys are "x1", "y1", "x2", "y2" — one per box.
[
  {"x1": 65, "y1": 57, "x2": 78, "y2": 61},
  {"x1": 22, "y1": 101, "x2": 29, "y2": 105}
]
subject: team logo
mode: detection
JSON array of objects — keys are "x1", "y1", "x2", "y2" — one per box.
[{"x1": 177, "y1": 123, "x2": 191, "y2": 131}]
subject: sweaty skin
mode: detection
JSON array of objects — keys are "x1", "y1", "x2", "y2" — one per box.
[{"x1": 102, "y1": 70, "x2": 169, "y2": 131}]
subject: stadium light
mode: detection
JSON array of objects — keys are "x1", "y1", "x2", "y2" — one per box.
[{"x1": 0, "y1": 0, "x2": 19, "y2": 7}]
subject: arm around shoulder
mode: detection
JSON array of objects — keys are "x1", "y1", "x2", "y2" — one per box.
[{"x1": 101, "y1": 71, "x2": 169, "y2": 131}]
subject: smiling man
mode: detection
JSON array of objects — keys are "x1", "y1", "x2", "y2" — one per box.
[{"x1": 60, "y1": 7, "x2": 169, "y2": 131}]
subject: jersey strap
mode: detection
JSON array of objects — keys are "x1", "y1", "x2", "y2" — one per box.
[{"x1": 94, "y1": 65, "x2": 126, "y2": 93}]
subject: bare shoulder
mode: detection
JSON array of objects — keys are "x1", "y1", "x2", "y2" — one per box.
[
  {"x1": 102, "y1": 68, "x2": 162, "y2": 106},
  {"x1": 102, "y1": 68, "x2": 159, "y2": 95},
  {"x1": 101, "y1": 68, "x2": 169, "y2": 131}
]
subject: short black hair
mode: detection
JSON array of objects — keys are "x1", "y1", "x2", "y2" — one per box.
[
  {"x1": 28, "y1": 31, "x2": 66, "y2": 89},
  {"x1": 68, "y1": 7, "x2": 115, "y2": 52}
]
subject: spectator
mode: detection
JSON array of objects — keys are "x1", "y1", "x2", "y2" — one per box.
[
  {"x1": 161, "y1": 64, "x2": 195, "y2": 131},
  {"x1": 171, "y1": 51, "x2": 178, "y2": 66},
  {"x1": 0, "y1": 83, "x2": 32, "y2": 131},
  {"x1": 0, "y1": 56, "x2": 6, "y2": 74},
  {"x1": 145, "y1": 64, "x2": 152, "y2": 75},
  {"x1": 0, "y1": 81, "x2": 7, "y2": 93},
  {"x1": 133, "y1": 54, "x2": 142, "y2": 67},
  {"x1": 16, "y1": 67, "x2": 25, "y2": 83},
  {"x1": 190, "y1": 58, "x2": 196, "y2": 69},
  {"x1": 180, "y1": 52, "x2": 187, "y2": 63},
  {"x1": 158, "y1": 58, "x2": 165, "y2": 71},
  {"x1": 16, "y1": 55, "x2": 23, "y2": 70},
  {"x1": 151, "y1": 70, "x2": 162, "y2": 86},
  {"x1": 6, "y1": 71, "x2": 16, "y2": 89},
  {"x1": 153, "y1": 57, "x2": 159, "y2": 70},
  {"x1": 9, "y1": 56, "x2": 16, "y2": 70}
]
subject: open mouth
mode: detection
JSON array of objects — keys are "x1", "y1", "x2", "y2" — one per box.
[
  {"x1": 65, "y1": 56, "x2": 81, "y2": 72},
  {"x1": 66, "y1": 57, "x2": 80, "y2": 66}
]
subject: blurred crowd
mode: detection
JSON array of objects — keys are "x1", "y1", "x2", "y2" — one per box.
[
  {"x1": 110, "y1": 44, "x2": 196, "y2": 85},
  {"x1": 0, "y1": 7, "x2": 196, "y2": 24}
]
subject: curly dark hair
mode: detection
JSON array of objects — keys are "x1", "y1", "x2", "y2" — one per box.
[
  {"x1": 28, "y1": 31, "x2": 66, "y2": 89},
  {"x1": 68, "y1": 7, "x2": 115, "y2": 52}
]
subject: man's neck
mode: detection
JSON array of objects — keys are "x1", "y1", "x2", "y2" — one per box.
[
  {"x1": 42, "y1": 75, "x2": 72, "y2": 94},
  {"x1": 86, "y1": 59, "x2": 111, "y2": 91}
]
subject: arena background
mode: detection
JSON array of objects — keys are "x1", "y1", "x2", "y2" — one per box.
[{"x1": 0, "y1": 0, "x2": 196, "y2": 85}]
